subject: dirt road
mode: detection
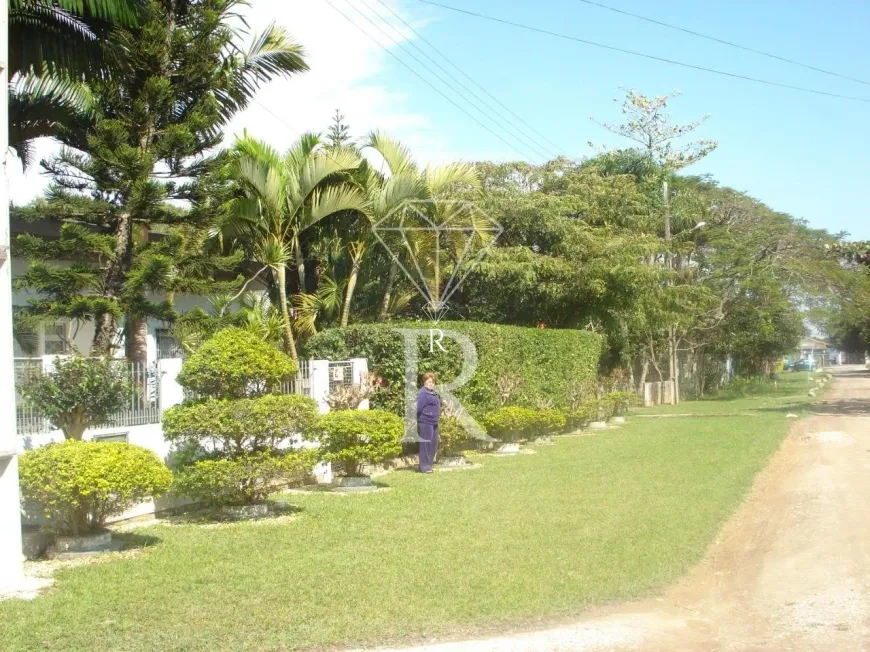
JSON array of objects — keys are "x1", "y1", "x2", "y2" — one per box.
[{"x1": 382, "y1": 365, "x2": 870, "y2": 651}]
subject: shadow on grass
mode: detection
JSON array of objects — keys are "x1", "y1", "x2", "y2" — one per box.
[{"x1": 112, "y1": 532, "x2": 162, "y2": 550}]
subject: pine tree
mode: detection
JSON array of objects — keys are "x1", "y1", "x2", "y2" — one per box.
[
  {"x1": 13, "y1": 0, "x2": 308, "y2": 362},
  {"x1": 326, "y1": 108, "x2": 351, "y2": 148}
]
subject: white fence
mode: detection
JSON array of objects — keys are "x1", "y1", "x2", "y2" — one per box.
[{"x1": 14, "y1": 356, "x2": 366, "y2": 438}]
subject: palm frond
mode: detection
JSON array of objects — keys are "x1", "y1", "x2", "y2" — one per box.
[
  {"x1": 9, "y1": 73, "x2": 95, "y2": 167},
  {"x1": 424, "y1": 161, "x2": 481, "y2": 196},
  {"x1": 300, "y1": 185, "x2": 368, "y2": 231},
  {"x1": 364, "y1": 131, "x2": 418, "y2": 177},
  {"x1": 215, "y1": 24, "x2": 308, "y2": 123}
]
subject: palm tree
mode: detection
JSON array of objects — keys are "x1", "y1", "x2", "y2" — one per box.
[
  {"x1": 9, "y1": 0, "x2": 144, "y2": 164},
  {"x1": 362, "y1": 132, "x2": 481, "y2": 321},
  {"x1": 222, "y1": 132, "x2": 366, "y2": 358}
]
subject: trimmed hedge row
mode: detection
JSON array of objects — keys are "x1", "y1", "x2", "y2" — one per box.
[{"x1": 304, "y1": 321, "x2": 602, "y2": 418}]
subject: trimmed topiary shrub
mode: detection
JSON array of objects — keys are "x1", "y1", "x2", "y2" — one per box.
[
  {"x1": 314, "y1": 409, "x2": 404, "y2": 477},
  {"x1": 171, "y1": 450, "x2": 317, "y2": 507},
  {"x1": 17, "y1": 356, "x2": 129, "y2": 440},
  {"x1": 482, "y1": 407, "x2": 567, "y2": 442},
  {"x1": 177, "y1": 328, "x2": 297, "y2": 399},
  {"x1": 600, "y1": 391, "x2": 639, "y2": 417},
  {"x1": 19, "y1": 441, "x2": 172, "y2": 535},
  {"x1": 304, "y1": 321, "x2": 602, "y2": 418},
  {"x1": 481, "y1": 406, "x2": 539, "y2": 443},
  {"x1": 162, "y1": 394, "x2": 319, "y2": 457}
]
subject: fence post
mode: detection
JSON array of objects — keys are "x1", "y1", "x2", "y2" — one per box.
[
  {"x1": 158, "y1": 358, "x2": 184, "y2": 413},
  {"x1": 350, "y1": 357, "x2": 369, "y2": 410},
  {"x1": 309, "y1": 360, "x2": 330, "y2": 414}
]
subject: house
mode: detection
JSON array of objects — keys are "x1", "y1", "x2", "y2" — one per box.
[
  {"x1": 10, "y1": 217, "x2": 255, "y2": 365},
  {"x1": 797, "y1": 337, "x2": 828, "y2": 368}
]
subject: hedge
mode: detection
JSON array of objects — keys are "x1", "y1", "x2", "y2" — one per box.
[{"x1": 304, "y1": 321, "x2": 602, "y2": 418}]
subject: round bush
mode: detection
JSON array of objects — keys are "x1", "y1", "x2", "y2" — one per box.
[
  {"x1": 439, "y1": 416, "x2": 471, "y2": 457},
  {"x1": 481, "y1": 406, "x2": 538, "y2": 442},
  {"x1": 177, "y1": 328, "x2": 297, "y2": 399},
  {"x1": 162, "y1": 393, "x2": 319, "y2": 457},
  {"x1": 314, "y1": 409, "x2": 404, "y2": 477},
  {"x1": 18, "y1": 356, "x2": 129, "y2": 440},
  {"x1": 536, "y1": 409, "x2": 567, "y2": 433},
  {"x1": 171, "y1": 450, "x2": 316, "y2": 507},
  {"x1": 19, "y1": 441, "x2": 172, "y2": 535}
]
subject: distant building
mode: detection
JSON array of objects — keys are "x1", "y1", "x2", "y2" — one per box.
[{"x1": 798, "y1": 337, "x2": 828, "y2": 367}]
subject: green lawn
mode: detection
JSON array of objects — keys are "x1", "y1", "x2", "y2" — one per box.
[{"x1": 1, "y1": 375, "x2": 817, "y2": 651}]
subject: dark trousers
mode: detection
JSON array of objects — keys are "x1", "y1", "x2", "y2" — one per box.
[{"x1": 418, "y1": 422, "x2": 439, "y2": 471}]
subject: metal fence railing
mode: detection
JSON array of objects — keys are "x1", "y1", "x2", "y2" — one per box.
[
  {"x1": 14, "y1": 357, "x2": 162, "y2": 436},
  {"x1": 328, "y1": 361, "x2": 354, "y2": 393},
  {"x1": 283, "y1": 359, "x2": 312, "y2": 397}
]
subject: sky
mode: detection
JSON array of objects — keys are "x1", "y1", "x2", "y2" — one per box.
[{"x1": 9, "y1": 0, "x2": 870, "y2": 239}]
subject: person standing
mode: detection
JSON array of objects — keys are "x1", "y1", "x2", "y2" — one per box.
[{"x1": 416, "y1": 372, "x2": 441, "y2": 473}]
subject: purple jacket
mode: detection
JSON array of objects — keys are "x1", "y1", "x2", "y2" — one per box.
[{"x1": 416, "y1": 387, "x2": 441, "y2": 425}]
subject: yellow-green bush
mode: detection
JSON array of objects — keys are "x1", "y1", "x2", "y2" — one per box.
[
  {"x1": 177, "y1": 328, "x2": 297, "y2": 399},
  {"x1": 314, "y1": 410, "x2": 404, "y2": 477},
  {"x1": 171, "y1": 450, "x2": 316, "y2": 507},
  {"x1": 19, "y1": 441, "x2": 172, "y2": 535}
]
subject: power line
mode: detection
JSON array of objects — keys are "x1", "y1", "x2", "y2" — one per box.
[
  {"x1": 368, "y1": 0, "x2": 569, "y2": 158},
  {"x1": 415, "y1": 0, "x2": 870, "y2": 105},
  {"x1": 573, "y1": 0, "x2": 870, "y2": 88},
  {"x1": 324, "y1": 0, "x2": 548, "y2": 158},
  {"x1": 331, "y1": 0, "x2": 548, "y2": 163},
  {"x1": 360, "y1": 0, "x2": 558, "y2": 161}
]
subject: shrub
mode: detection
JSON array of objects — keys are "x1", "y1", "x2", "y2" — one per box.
[
  {"x1": 314, "y1": 409, "x2": 404, "y2": 477},
  {"x1": 537, "y1": 409, "x2": 567, "y2": 433},
  {"x1": 162, "y1": 394, "x2": 319, "y2": 457},
  {"x1": 17, "y1": 356, "x2": 129, "y2": 440},
  {"x1": 483, "y1": 407, "x2": 567, "y2": 442},
  {"x1": 481, "y1": 406, "x2": 538, "y2": 442},
  {"x1": 564, "y1": 398, "x2": 600, "y2": 428},
  {"x1": 439, "y1": 417, "x2": 469, "y2": 457},
  {"x1": 19, "y1": 441, "x2": 172, "y2": 535},
  {"x1": 304, "y1": 321, "x2": 602, "y2": 418},
  {"x1": 177, "y1": 328, "x2": 297, "y2": 399},
  {"x1": 171, "y1": 450, "x2": 316, "y2": 507},
  {"x1": 601, "y1": 391, "x2": 639, "y2": 416}
]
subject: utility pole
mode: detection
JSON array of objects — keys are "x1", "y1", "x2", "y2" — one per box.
[
  {"x1": 663, "y1": 180, "x2": 679, "y2": 405},
  {"x1": 0, "y1": 0, "x2": 25, "y2": 589}
]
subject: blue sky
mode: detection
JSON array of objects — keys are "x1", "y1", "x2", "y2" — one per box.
[
  {"x1": 11, "y1": 0, "x2": 869, "y2": 239},
  {"x1": 376, "y1": 0, "x2": 870, "y2": 239}
]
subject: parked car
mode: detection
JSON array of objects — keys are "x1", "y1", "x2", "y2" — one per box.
[{"x1": 791, "y1": 359, "x2": 816, "y2": 372}]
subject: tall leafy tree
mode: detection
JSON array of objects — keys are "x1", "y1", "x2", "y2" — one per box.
[{"x1": 14, "y1": 0, "x2": 308, "y2": 362}]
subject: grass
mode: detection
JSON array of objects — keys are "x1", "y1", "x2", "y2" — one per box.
[{"x1": 1, "y1": 374, "x2": 818, "y2": 651}]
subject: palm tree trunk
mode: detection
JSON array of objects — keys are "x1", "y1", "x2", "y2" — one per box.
[
  {"x1": 294, "y1": 237, "x2": 306, "y2": 294},
  {"x1": 378, "y1": 259, "x2": 398, "y2": 322},
  {"x1": 340, "y1": 259, "x2": 361, "y2": 328},
  {"x1": 276, "y1": 263, "x2": 298, "y2": 359}
]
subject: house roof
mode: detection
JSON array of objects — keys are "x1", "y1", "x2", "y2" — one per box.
[{"x1": 799, "y1": 337, "x2": 828, "y2": 347}]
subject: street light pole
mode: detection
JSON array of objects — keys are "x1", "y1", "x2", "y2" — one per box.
[
  {"x1": 0, "y1": 0, "x2": 25, "y2": 588},
  {"x1": 663, "y1": 180, "x2": 679, "y2": 405}
]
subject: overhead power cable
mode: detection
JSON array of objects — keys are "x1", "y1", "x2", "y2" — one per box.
[
  {"x1": 368, "y1": 0, "x2": 569, "y2": 158},
  {"x1": 573, "y1": 0, "x2": 870, "y2": 88},
  {"x1": 324, "y1": 0, "x2": 548, "y2": 160},
  {"x1": 329, "y1": 0, "x2": 548, "y2": 162},
  {"x1": 414, "y1": 0, "x2": 870, "y2": 105}
]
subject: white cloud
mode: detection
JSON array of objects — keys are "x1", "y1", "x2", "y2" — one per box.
[{"x1": 8, "y1": 0, "x2": 465, "y2": 205}]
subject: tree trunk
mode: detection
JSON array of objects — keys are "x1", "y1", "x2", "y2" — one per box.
[
  {"x1": 340, "y1": 259, "x2": 361, "y2": 328},
  {"x1": 378, "y1": 259, "x2": 398, "y2": 322},
  {"x1": 125, "y1": 319, "x2": 149, "y2": 366},
  {"x1": 92, "y1": 211, "x2": 133, "y2": 356},
  {"x1": 637, "y1": 358, "x2": 649, "y2": 395},
  {"x1": 294, "y1": 237, "x2": 306, "y2": 294},
  {"x1": 276, "y1": 263, "x2": 298, "y2": 360}
]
